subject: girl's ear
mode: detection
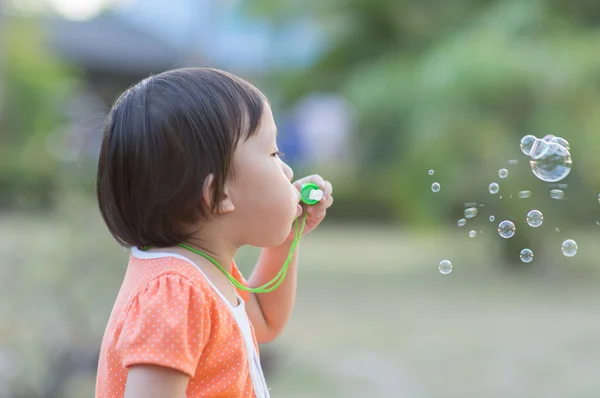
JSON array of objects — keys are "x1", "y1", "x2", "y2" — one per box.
[{"x1": 202, "y1": 174, "x2": 235, "y2": 214}]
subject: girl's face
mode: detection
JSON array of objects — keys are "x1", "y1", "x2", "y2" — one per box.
[{"x1": 227, "y1": 103, "x2": 301, "y2": 247}]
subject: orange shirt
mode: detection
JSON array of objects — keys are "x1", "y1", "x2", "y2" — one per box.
[{"x1": 96, "y1": 247, "x2": 270, "y2": 397}]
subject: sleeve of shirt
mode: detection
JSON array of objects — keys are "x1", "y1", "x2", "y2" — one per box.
[
  {"x1": 115, "y1": 273, "x2": 211, "y2": 378},
  {"x1": 230, "y1": 261, "x2": 250, "y2": 303}
]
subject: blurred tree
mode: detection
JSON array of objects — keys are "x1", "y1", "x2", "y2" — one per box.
[
  {"x1": 0, "y1": 16, "x2": 81, "y2": 211},
  {"x1": 254, "y1": 0, "x2": 600, "y2": 230}
]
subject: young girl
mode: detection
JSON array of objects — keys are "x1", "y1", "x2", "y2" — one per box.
[{"x1": 94, "y1": 68, "x2": 333, "y2": 397}]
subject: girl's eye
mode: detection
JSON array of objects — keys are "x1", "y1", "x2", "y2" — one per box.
[{"x1": 272, "y1": 151, "x2": 285, "y2": 158}]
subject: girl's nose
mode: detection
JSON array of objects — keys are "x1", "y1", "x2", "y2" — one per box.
[{"x1": 281, "y1": 160, "x2": 294, "y2": 181}]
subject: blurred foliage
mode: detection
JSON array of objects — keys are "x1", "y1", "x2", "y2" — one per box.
[
  {"x1": 256, "y1": 0, "x2": 600, "y2": 231},
  {"x1": 0, "y1": 17, "x2": 81, "y2": 211},
  {"x1": 5, "y1": 2, "x2": 600, "y2": 396}
]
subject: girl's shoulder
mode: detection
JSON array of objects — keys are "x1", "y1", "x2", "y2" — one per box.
[
  {"x1": 122, "y1": 247, "x2": 219, "y2": 301},
  {"x1": 100, "y1": 252, "x2": 231, "y2": 382},
  {"x1": 126, "y1": 246, "x2": 251, "y2": 303},
  {"x1": 98, "y1": 250, "x2": 256, "y2": 395}
]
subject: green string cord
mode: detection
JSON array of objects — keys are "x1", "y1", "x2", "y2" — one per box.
[{"x1": 143, "y1": 213, "x2": 308, "y2": 294}]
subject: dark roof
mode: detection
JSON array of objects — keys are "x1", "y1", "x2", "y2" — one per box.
[{"x1": 45, "y1": 12, "x2": 198, "y2": 75}]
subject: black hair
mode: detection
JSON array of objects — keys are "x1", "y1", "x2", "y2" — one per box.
[{"x1": 96, "y1": 68, "x2": 266, "y2": 247}]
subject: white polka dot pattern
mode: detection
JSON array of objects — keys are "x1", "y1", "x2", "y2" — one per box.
[{"x1": 95, "y1": 255, "x2": 258, "y2": 397}]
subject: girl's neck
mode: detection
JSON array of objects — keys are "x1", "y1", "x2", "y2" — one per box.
[
  {"x1": 146, "y1": 239, "x2": 237, "y2": 273},
  {"x1": 178, "y1": 240, "x2": 236, "y2": 273},
  {"x1": 171, "y1": 221, "x2": 241, "y2": 273}
]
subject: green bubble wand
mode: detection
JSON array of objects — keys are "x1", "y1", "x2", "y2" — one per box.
[{"x1": 147, "y1": 183, "x2": 323, "y2": 294}]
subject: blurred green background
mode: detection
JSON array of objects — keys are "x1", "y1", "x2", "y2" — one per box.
[{"x1": 3, "y1": 0, "x2": 600, "y2": 397}]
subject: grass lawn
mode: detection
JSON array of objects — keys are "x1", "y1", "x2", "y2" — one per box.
[{"x1": 2, "y1": 192, "x2": 600, "y2": 397}]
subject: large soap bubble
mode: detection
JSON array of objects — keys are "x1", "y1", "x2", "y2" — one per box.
[{"x1": 529, "y1": 142, "x2": 572, "y2": 183}]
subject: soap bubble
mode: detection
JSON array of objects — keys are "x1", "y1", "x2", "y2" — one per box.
[
  {"x1": 498, "y1": 169, "x2": 509, "y2": 179},
  {"x1": 498, "y1": 220, "x2": 516, "y2": 238},
  {"x1": 530, "y1": 138, "x2": 550, "y2": 160},
  {"x1": 439, "y1": 260, "x2": 452, "y2": 275},
  {"x1": 428, "y1": 169, "x2": 434, "y2": 175},
  {"x1": 520, "y1": 248, "x2": 534, "y2": 263},
  {"x1": 520, "y1": 135, "x2": 537, "y2": 156},
  {"x1": 550, "y1": 189, "x2": 565, "y2": 200},
  {"x1": 431, "y1": 182, "x2": 440, "y2": 192},
  {"x1": 489, "y1": 215, "x2": 495, "y2": 222},
  {"x1": 457, "y1": 218, "x2": 467, "y2": 227},
  {"x1": 529, "y1": 142, "x2": 572, "y2": 182},
  {"x1": 464, "y1": 207, "x2": 478, "y2": 219},
  {"x1": 597, "y1": 193, "x2": 600, "y2": 204},
  {"x1": 548, "y1": 136, "x2": 570, "y2": 151},
  {"x1": 489, "y1": 182, "x2": 500, "y2": 194},
  {"x1": 469, "y1": 230, "x2": 477, "y2": 238},
  {"x1": 518, "y1": 190, "x2": 531, "y2": 199},
  {"x1": 561, "y1": 239, "x2": 578, "y2": 257},
  {"x1": 526, "y1": 210, "x2": 543, "y2": 228}
]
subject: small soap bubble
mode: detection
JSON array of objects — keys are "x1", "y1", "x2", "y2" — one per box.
[
  {"x1": 508, "y1": 159, "x2": 518, "y2": 165},
  {"x1": 489, "y1": 182, "x2": 500, "y2": 194},
  {"x1": 498, "y1": 220, "x2": 516, "y2": 238},
  {"x1": 439, "y1": 260, "x2": 452, "y2": 275},
  {"x1": 597, "y1": 193, "x2": 600, "y2": 204},
  {"x1": 428, "y1": 169, "x2": 434, "y2": 175},
  {"x1": 498, "y1": 169, "x2": 509, "y2": 179},
  {"x1": 457, "y1": 218, "x2": 467, "y2": 227},
  {"x1": 561, "y1": 239, "x2": 578, "y2": 257},
  {"x1": 489, "y1": 215, "x2": 495, "y2": 222},
  {"x1": 431, "y1": 182, "x2": 440, "y2": 193},
  {"x1": 526, "y1": 210, "x2": 544, "y2": 227},
  {"x1": 469, "y1": 230, "x2": 477, "y2": 238},
  {"x1": 550, "y1": 189, "x2": 565, "y2": 200},
  {"x1": 520, "y1": 135, "x2": 537, "y2": 156},
  {"x1": 520, "y1": 248, "x2": 534, "y2": 263},
  {"x1": 530, "y1": 138, "x2": 551, "y2": 160},
  {"x1": 530, "y1": 142, "x2": 572, "y2": 182},
  {"x1": 555, "y1": 227, "x2": 560, "y2": 232},
  {"x1": 464, "y1": 207, "x2": 478, "y2": 219},
  {"x1": 518, "y1": 190, "x2": 531, "y2": 199}
]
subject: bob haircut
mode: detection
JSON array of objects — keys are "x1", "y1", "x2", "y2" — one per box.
[{"x1": 96, "y1": 68, "x2": 266, "y2": 248}]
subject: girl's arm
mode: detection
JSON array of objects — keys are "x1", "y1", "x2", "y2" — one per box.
[
  {"x1": 124, "y1": 365, "x2": 189, "y2": 398},
  {"x1": 246, "y1": 175, "x2": 332, "y2": 343}
]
